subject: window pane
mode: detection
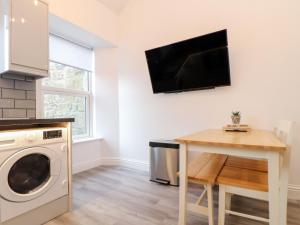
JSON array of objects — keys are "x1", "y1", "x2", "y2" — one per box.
[
  {"x1": 43, "y1": 94, "x2": 88, "y2": 137},
  {"x1": 43, "y1": 62, "x2": 89, "y2": 91}
]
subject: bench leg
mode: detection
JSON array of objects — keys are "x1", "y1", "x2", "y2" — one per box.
[
  {"x1": 280, "y1": 152, "x2": 289, "y2": 225},
  {"x1": 218, "y1": 185, "x2": 226, "y2": 225},
  {"x1": 268, "y1": 152, "x2": 280, "y2": 225},
  {"x1": 207, "y1": 184, "x2": 214, "y2": 225},
  {"x1": 225, "y1": 193, "x2": 232, "y2": 210}
]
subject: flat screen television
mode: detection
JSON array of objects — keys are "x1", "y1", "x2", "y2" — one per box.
[{"x1": 145, "y1": 29, "x2": 231, "y2": 94}]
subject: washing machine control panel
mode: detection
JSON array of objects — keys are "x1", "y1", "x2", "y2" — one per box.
[
  {"x1": 43, "y1": 130, "x2": 63, "y2": 140},
  {"x1": 0, "y1": 128, "x2": 67, "y2": 151}
]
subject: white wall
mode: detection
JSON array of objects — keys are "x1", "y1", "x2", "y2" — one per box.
[
  {"x1": 94, "y1": 48, "x2": 120, "y2": 159},
  {"x1": 118, "y1": 0, "x2": 300, "y2": 193},
  {"x1": 72, "y1": 140, "x2": 102, "y2": 174},
  {"x1": 49, "y1": 0, "x2": 118, "y2": 45}
]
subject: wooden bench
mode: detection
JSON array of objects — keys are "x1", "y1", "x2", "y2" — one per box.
[
  {"x1": 218, "y1": 155, "x2": 269, "y2": 192},
  {"x1": 188, "y1": 153, "x2": 228, "y2": 184},
  {"x1": 183, "y1": 153, "x2": 228, "y2": 225},
  {"x1": 225, "y1": 156, "x2": 268, "y2": 172},
  {"x1": 217, "y1": 166, "x2": 268, "y2": 192}
]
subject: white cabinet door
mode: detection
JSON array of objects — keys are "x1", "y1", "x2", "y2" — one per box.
[{"x1": 10, "y1": 0, "x2": 48, "y2": 72}]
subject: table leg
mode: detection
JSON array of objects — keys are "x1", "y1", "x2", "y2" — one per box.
[
  {"x1": 178, "y1": 143, "x2": 188, "y2": 225},
  {"x1": 268, "y1": 152, "x2": 280, "y2": 225},
  {"x1": 280, "y1": 152, "x2": 289, "y2": 225}
]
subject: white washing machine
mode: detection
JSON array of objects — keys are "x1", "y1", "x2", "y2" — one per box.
[{"x1": 0, "y1": 127, "x2": 68, "y2": 223}]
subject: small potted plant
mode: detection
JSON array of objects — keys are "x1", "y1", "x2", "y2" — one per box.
[{"x1": 231, "y1": 111, "x2": 241, "y2": 125}]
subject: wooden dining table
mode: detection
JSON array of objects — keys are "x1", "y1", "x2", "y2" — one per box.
[{"x1": 175, "y1": 129, "x2": 288, "y2": 225}]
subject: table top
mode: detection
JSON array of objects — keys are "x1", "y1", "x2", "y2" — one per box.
[{"x1": 175, "y1": 129, "x2": 287, "y2": 152}]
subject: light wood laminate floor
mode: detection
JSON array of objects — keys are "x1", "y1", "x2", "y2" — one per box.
[{"x1": 47, "y1": 166, "x2": 300, "y2": 225}]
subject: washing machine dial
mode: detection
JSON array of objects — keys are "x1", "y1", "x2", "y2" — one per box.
[
  {"x1": 26, "y1": 133, "x2": 37, "y2": 143},
  {"x1": 62, "y1": 180, "x2": 68, "y2": 187},
  {"x1": 61, "y1": 144, "x2": 67, "y2": 152}
]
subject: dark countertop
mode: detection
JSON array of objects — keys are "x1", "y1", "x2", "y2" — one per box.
[{"x1": 0, "y1": 118, "x2": 75, "y2": 126}]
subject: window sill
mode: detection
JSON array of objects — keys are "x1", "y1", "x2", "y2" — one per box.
[{"x1": 73, "y1": 136, "x2": 103, "y2": 144}]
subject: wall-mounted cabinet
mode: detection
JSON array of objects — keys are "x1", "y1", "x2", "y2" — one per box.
[{"x1": 0, "y1": 0, "x2": 49, "y2": 78}]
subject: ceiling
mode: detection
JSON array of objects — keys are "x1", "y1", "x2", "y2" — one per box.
[{"x1": 97, "y1": 0, "x2": 129, "y2": 14}]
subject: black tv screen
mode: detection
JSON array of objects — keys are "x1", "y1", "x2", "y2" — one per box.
[{"x1": 145, "y1": 30, "x2": 231, "y2": 94}]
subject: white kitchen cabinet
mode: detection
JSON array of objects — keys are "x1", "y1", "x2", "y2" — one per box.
[{"x1": 0, "y1": 0, "x2": 49, "y2": 78}]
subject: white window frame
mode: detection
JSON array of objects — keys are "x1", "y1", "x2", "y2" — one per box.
[{"x1": 37, "y1": 60, "x2": 94, "y2": 140}]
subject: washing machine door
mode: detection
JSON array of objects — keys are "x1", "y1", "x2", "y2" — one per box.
[{"x1": 0, "y1": 146, "x2": 61, "y2": 202}]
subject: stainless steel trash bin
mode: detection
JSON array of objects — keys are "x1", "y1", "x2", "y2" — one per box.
[{"x1": 149, "y1": 140, "x2": 179, "y2": 186}]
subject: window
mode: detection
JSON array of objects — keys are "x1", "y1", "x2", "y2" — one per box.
[{"x1": 41, "y1": 35, "x2": 93, "y2": 139}]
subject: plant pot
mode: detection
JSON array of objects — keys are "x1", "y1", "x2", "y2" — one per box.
[{"x1": 231, "y1": 115, "x2": 241, "y2": 125}]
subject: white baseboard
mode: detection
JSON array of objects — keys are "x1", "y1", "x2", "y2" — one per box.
[
  {"x1": 72, "y1": 158, "x2": 300, "y2": 200},
  {"x1": 288, "y1": 184, "x2": 300, "y2": 200},
  {"x1": 72, "y1": 157, "x2": 149, "y2": 174},
  {"x1": 73, "y1": 159, "x2": 102, "y2": 174},
  {"x1": 98, "y1": 157, "x2": 122, "y2": 166},
  {"x1": 119, "y1": 158, "x2": 149, "y2": 172}
]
